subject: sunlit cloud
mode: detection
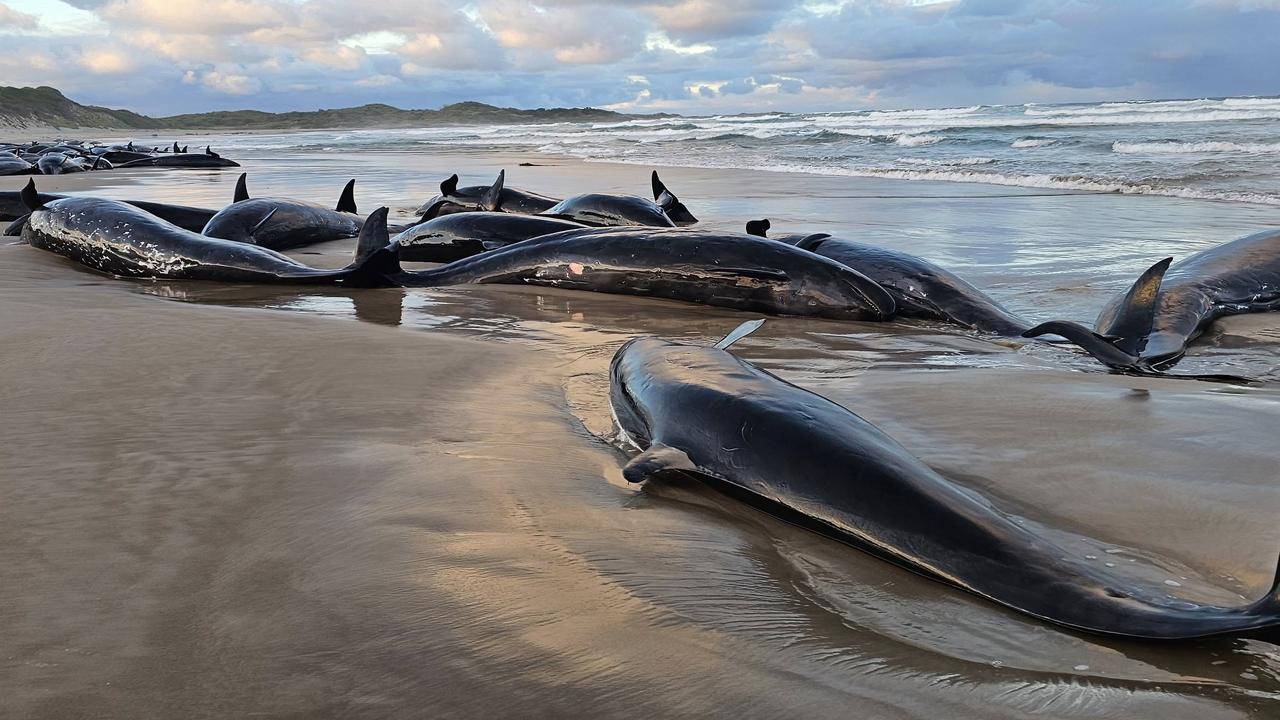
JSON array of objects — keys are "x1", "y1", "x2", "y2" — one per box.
[{"x1": 0, "y1": 0, "x2": 1277, "y2": 115}]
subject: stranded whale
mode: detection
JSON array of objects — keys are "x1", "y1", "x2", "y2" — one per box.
[
  {"x1": 415, "y1": 170, "x2": 559, "y2": 218},
  {"x1": 392, "y1": 211, "x2": 588, "y2": 262},
  {"x1": 610, "y1": 321, "x2": 1280, "y2": 641},
  {"x1": 390, "y1": 224, "x2": 896, "y2": 320},
  {"x1": 750, "y1": 219, "x2": 1030, "y2": 335},
  {"x1": 201, "y1": 173, "x2": 364, "y2": 250},
  {"x1": 1024, "y1": 228, "x2": 1280, "y2": 372},
  {"x1": 19, "y1": 181, "x2": 395, "y2": 286}
]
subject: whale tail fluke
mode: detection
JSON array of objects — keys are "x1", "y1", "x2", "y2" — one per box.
[
  {"x1": 652, "y1": 171, "x2": 698, "y2": 225},
  {"x1": 745, "y1": 219, "x2": 770, "y2": 237},
  {"x1": 336, "y1": 179, "x2": 358, "y2": 214},
  {"x1": 343, "y1": 207, "x2": 402, "y2": 287},
  {"x1": 233, "y1": 173, "x2": 249, "y2": 203},
  {"x1": 481, "y1": 170, "x2": 505, "y2": 211}
]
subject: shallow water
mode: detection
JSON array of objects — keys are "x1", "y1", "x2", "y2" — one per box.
[{"x1": 2, "y1": 152, "x2": 1280, "y2": 718}]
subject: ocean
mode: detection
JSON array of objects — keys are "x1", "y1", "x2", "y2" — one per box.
[{"x1": 206, "y1": 96, "x2": 1280, "y2": 206}]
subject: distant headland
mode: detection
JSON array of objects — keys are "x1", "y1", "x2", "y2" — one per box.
[{"x1": 0, "y1": 86, "x2": 672, "y2": 131}]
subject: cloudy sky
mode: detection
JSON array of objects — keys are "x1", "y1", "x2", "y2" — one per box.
[{"x1": 1, "y1": 0, "x2": 1278, "y2": 116}]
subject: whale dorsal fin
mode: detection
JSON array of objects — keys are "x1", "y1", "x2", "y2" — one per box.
[
  {"x1": 233, "y1": 173, "x2": 249, "y2": 203},
  {"x1": 354, "y1": 207, "x2": 390, "y2": 264},
  {"x1": 1098, "y1": 257, "x2": 1173, "y2": 357},
  {"x1": 745, "y1": 219, "x2": 770, "y2": 237},
  {"x1": 182, "y1": 145, "x2": 188, "y2": 153},
  {"x1": 622, "y1": 442, "x2": 698, "y2": 484},
  {"x1": 336, "y1": 179, "x2": 357, "y2": 214},
  {"x1": 206, "y1": 146, "x2": 220, "y2": 159},
  {"x1": 794, "y1": 233, "x2": 832, "y2": 251},
  {"x1": 481, "y1": 170, "x2": 505, "y2": 211},
  {"x1": 172, "y1": 141, "x2": 180, "y2": 153},
  {"x1": 20, "y1": 179, "x2": 43, "y2": 211},
  {"x1": 714, "y1": 319, "x2": 765, "y2": 350},
  {"x1": 440, "y1": 174, "x2": 459, "y2": 197}
]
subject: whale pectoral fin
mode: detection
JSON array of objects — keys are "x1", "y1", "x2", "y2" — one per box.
[
  {"x1": 335, "y1": 179, "x2": 358, "y2": 214},
  {"x1": 248, "y1": 208, "x2": 278, "y2": 239},
  {"x1": 1098, "y1": 257, "x2": 1173, "y2": 356},
  {"x1": 481, "y1": 170, "x2": 505, "y2": 211},
  {"x1": 623, "y1": 443, "x2": 698, "y2": 484},
  {"x1": 1023, "y1": 320, "x2": 1140, "y2": 371},
  {"x1": 714, "y1": 318, "x2": 766, "y2": 349},
  {"x1": 233, "y1": 173, "x2": 249, "y2": 203},
  {"x1": 745, "y1": 219, "x2": 770, "y2": 237}
]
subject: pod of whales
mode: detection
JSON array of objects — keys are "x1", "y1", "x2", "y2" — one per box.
[
  {"x1": 611, "y1": 321, "x2": 1280, "y2": 640},
  {"x1": 749, "y1": 219, "x2": 1030, "y2": 335},
  {"x1": 1, "y1": 139, "x2": 238, "y2": 174},
  {"x1": 1025, "y1": 228, "x2": 1280, "y2": 373},
  {"x1": 117, "y1": 146, "x2": 241, "y2": 169},
  {"x1": 414, "y1": 169, "x2": 696, "y2": 227},
  {"x1": 19, "y1": 181, "x2": 394, "y2": 286}
]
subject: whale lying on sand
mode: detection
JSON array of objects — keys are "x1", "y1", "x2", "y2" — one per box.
[
  {"x1": 19, "y1": 181, "x2": 394, "y2": 286},
  {"x1": 388, "y1": 223, "x2": 896, "y2": 320},
  {"x1": 392, "y1": 211, "x2": 587, "y2": 262},
  {"x1": 610, "y1": 321, "x2": 1280, "y2": 641},
  {"x1": 1024, "y1": 228, "x2": 1280, "y2": 372},
  {"x1": 201, "y1": 173, "x2": 364, "y2": 250},
  {"x1": 750, "y1": 219, "x2": 1029, "y2": 335}
]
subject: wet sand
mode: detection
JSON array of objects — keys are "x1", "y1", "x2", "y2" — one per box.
[{"x1": 2, "y1": 154, "x2": 1280, "y2": 718}]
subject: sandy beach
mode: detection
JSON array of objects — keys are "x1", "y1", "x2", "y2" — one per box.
[{"x1": 3, "y1": 151, "x2": 1280, "y2": 718}]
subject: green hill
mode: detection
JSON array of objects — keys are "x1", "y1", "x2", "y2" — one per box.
[
  {"x1": 0, "y1": 86, "x2": 657, "y2": 131},
  {"x1": 0, "y1": 86, "x2": 160, "y2": 129}
]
